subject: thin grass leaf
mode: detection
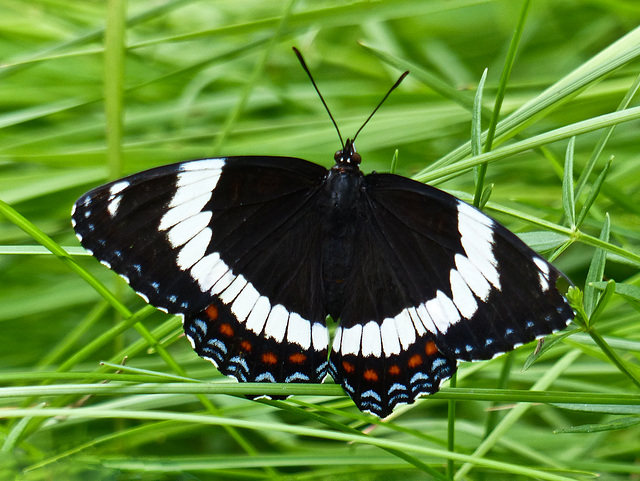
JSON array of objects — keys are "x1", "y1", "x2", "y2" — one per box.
[
  {"x1": 556, "y1": 417, "x2": 640, "y2": 434},
  {"x1": 446, "y1": 372, "x2": 457, "y2": 479},
  {"x1": 453, "y1": 350, "x2": 582, "y2": 481},
  {"x1": 580, "y1": 278, "x2": 640, "y2": 389},
  {"x1": 37, "y1": 302, "x2": 110, "y2": 369},
  {"x1": 389, "y1": 149, "x2": 399, "y2": 174},
  {"x1": 0, "y1": 198, "x2": 132, "y2": 318},
  {"x1": 471, "y1": 68, "x2": 487, "y2": 158},
  {"x1": 137, "y1": 1, "x2": 503, "y2": 51},
  {"x1": 584, "y1": 214, "x2": 610, "y2": 318},
  {"x1": 472, "y1": 68, "x2": 487, "y2": 208},
  {"x1": 483, "y1": 351, "x2": 515, "y2": 435},
  {"x1": 483, "y1": 0, "x2": 531, "y2": 154},
  {"x1": 518, "y1": 231, "x2": 570, "y2": 251},
  {"x1": 211, "y1": 0, "x2": 296, "y2": 154},
  {"x1": 0, "y1": 0, "x2": 196, "y2": 76},
  {"x1": 362, "y1": 44, "x2": 483, "y2": 115},
  {"x1": 426, "y1": 26, "x2": 640, "y2": 172},
  {"x1": 524, "y1": 330, "x2": 578, "y2": 370},
  {"x1": 553, "y1": 404, "x2": 640, "y2": 415},
  {"x1": 586, "y1": 326, "x2": 640, "y2": 390},
  {"x1": 104, "y1": 0, "x2": 126, "y2": 180},
  {"x1": 574, "y1": 73, "x2": 640, "y2": 201},
  {"x1": 474, "y1": 0, "x2": 532, "y2": 213},
  {"x1": 576, "y1": 157, "x2": 613, "y2": 228},
  {"x1": 562, "y1": 137, "x2": 576, "y2": 229},
  {"x1": 417, "y1": 106, "x2": 640, "y2": 184},
  {"x1": 477, "y1": 183, "x2": 493, "y2": 210},
  {"x1": 548, "y1": 239, "x2": 574, "y2": 262},
  {"x1": 590, "y1": 281, "x2": 640, "y2": 309},
  {"x1": 470, "y1": 1, "x2": 532, "y2": 437},
  {"x1": 589, "y1": 279, "x2": 616, "y2": 326},
  {"x1": 0, "y1": 99, "x2": 90, "y2": 129}
]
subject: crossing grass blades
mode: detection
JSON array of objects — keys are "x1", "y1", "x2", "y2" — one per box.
[{"x1": 71, "y1": 48, "x2": 574, "y2": 417}]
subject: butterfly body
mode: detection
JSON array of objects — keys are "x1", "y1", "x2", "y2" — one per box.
[{"x1": 319, "y1": 141, "x2": 367, "y2": 319}]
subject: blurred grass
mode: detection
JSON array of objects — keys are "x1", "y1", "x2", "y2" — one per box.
[{"x1": 2, "y1": 0, "x2": 640, "y2": 480}]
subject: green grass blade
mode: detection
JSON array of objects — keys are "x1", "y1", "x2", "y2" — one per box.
[
  {"x1": 584, "y1": 214, "x2": 610, "y2": 318},
  {"x1": 472, "y1": 68, "x2": 487, "y2": 208},
  {"x1": 429, "y1": 26, "x2": 640, "y2": 171},
  {"x1": 574, "y1": 73, "x2": 640, "y2": 201},
  {"x1": 562, "y1": 137, "x2": 576, "y2": 229},
  {"x1": 576, "y1": 157, "x2": 613, "y2": 229},
  {"x1": 104, "y1": 0, "x2": 127, "y2": 180},
  {"x1": 483, "y1": 0, "x2": 531, "y2": 154},
  {"x1": 417, "y1": 106, "x2": 640, "y2": 184}
]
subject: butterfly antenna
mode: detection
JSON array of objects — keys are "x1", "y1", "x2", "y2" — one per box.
[
  {"x1": 293, "y1": 47, "x2": 345, "y2": 149},
  {"x1": 353, "y1": 70, "x2": 409, "y2": 142}
]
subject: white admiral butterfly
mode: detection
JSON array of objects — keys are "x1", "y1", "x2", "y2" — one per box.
[{"x1": 71, "y1": 49, "x2": 573, "y2": 417}]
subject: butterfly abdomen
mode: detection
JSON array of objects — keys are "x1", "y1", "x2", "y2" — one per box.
[{"x1": 320, "y1": 165, "x2": 366, "y2": 320}]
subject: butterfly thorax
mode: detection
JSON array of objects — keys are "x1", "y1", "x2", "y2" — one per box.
[{"x1": 321, "y1": 143, "x2": 365, "y2": 320}]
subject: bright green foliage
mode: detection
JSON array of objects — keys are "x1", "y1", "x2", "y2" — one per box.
[{"x1": 2, "y1": 1, "x2": 640, "y2": 480}]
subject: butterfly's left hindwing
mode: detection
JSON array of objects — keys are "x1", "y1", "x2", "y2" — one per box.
[{"x1": 72, "y1": 156, "x2": 331, "y2": 384}]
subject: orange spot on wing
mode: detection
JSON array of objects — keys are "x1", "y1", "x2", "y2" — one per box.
[
  {"x1": 218, "y1": 323, "x2": 234, "y2": 337},
  {"x1": 240, "y1": 340, "x2": 252, "y2": 352},
  {"x1": 262, "y1": 352, "x2": 278, "y2": 365},
  {"x1": 289, "y1": 352, "x2": 307, "y2": 364},
  {"x1": 342, "y1": 360, "x2": 355, "y2": 373},
  {"x1": 205, "y1": 304, "x2": 219, "y2": 321},
  {"x1": 425, "y1": 341, "x2": 439, "y2": 356},
  {"x1": 388, "y1": 364, "x2": 401, "y2": 376},
  {"x1": 408, "y1": 354, "x2": 423, "y2": 368},
  {"x1": 363, "y1": 369, "x2": 379, "y2": 382}
]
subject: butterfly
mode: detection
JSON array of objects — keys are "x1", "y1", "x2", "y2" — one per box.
[{"x1": 71, "y1": 49, "x2": 573, "y2": 417}]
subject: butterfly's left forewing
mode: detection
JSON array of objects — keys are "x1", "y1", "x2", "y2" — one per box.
[
  {"x1": 72, "y1": 156, "x2": 331, "y2": 384},
  {"x1": 329, "y1": 172, "x2": 573, "y2": 417}
]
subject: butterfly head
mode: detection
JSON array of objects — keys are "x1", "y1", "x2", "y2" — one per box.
[{"x1": 334, "y1": 139, "x2": 362, "y2": 166}]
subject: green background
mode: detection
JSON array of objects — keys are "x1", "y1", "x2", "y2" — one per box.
[{"x1": 2, "y1": 0, "x2": 640, "y2": 479}]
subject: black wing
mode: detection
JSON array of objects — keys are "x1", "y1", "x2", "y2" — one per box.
[
  {"x1": 72, "y1": 156, "x2": 331, "y2": 384},
  {"x1": 329, "y1": 172, "x2": 573, "y2": 417}
]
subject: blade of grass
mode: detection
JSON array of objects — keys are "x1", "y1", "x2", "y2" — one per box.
[
  {"x1": 475, "y1": 0, "x2": 531, "y2": 209},
  {"x1": 0, "y1": 198, "x2": 132, "y2": 318},
  {"x1": 446, "y1": 372, "x2": 457, "y2": 479},
  {"x1": 483, "y1": 0, "x2": 531, "y2": 153},
  {"x1": 584, "y1": 214, "x2": 610, "y2": 317},
  {"x1": 427, "y1": 26, "x2": 640, "y2": 171},
  {"x1": 472, "y1": 68, "x2": 487, "y2": 207},
  {"x1": 418, "y1": 105, "x2": 640, "y2": 184},
  {"x1": 584, "y1": 278, "x2": 640, "y2": 389},
  {"x1": 104, "y1": 0, "x2": 127, "y2": 181},
  {"x1": 453, "y1": 350, "x2": 582, "y2": 480},
  {"x1": 574, "y1": 73, "x2": 640, "y2": 201},
  {"x1": 576, "y1": 157, "x2": 613, "y2": 229},
  {"x1": 562, "y1": 137, "x2": 576, "y2": 230},
  {"x1": 211, "y1": 0, "x2": 297, "y2": 153},
  {"x1": 0, "y1": 0, "x2": 196, "y2": 75},
  {"x1": 0, "y1": 406, "x2": 584, "y2": 481}
]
